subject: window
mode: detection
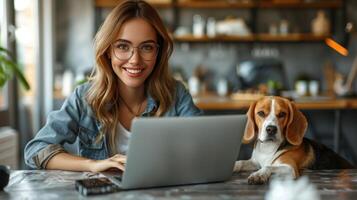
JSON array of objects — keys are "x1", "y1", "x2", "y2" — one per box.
[
  {"x1": 0, "y1": 0, "x2": 36, "y2": 132},
  {"x1": 0, "y1": 0, "x2": 13, "y2": 126},
  {"x1": 14, "y1": 0, "x2": 36, "y2": 111}
]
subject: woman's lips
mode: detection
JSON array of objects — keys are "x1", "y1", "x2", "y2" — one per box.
[{"x1": 123, "y1": 67, "x2": 144, "y2": 77}]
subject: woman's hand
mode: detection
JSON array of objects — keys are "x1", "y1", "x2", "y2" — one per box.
[{"x1": 89, "y1": 154, "x2": 126, "y2": 173}]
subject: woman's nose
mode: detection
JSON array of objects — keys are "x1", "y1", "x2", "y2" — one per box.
[{"x1": 128, "y1": 48, "x2": 140, "y2": 64}]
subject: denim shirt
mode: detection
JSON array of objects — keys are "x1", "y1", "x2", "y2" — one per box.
[{"x1": 24, "y1": 81, "x2": 203, "y2": 169}]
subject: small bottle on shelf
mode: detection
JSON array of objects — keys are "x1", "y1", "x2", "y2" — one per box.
[
  {"x1": 193, "y1": 14, "x2": 205, "y2": 37},
  {"x1": 279, "y1": 19, "x2": 289, "y2": 35},
  {"x1": 311, "y1": 10, "x2": 330, "y2": 36},
  {"x1": 206, "y1": 17, "x2": 216, "y2": 38}
]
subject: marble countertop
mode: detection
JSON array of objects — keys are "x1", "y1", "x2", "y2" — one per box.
[{"x1": 1, "y1": 169, "x2": 357, "y2": 200}]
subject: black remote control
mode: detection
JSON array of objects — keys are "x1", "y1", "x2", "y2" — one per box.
[
  {"x1": 75, "y1": 177, "x2": 121, "y2": 196},
  {"x1": 0, "y1": 165, "x2": 10, "y2": 191}
]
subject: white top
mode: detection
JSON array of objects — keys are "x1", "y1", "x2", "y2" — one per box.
[{"x1": 116, "y1": 123, "x2": 132, "y2": 155}]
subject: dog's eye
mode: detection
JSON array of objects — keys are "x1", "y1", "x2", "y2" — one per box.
[
  {"x1": 257, "y1": 111, "x2": 265, "y2": 118},
  {"x1": 277, "y1": 112, "x2": 286, "y2": 118}
]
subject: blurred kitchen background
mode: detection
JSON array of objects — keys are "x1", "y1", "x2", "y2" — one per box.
[{"x1": 1, "y1": 0, "x2": 357, "y2": 169}]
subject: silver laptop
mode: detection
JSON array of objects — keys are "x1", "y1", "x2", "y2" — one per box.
[{"x1": 102, "y1": 115, "x2": 247, "y2": 190}]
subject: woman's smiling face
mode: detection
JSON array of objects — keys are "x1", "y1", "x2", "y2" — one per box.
[{"x1": 110, "y1": 18, "x2": 158, "y2": 89}]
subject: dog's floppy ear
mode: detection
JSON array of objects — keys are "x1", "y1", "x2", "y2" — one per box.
[
  {"x1": 286, "y1": 101, "x2": 307, "y2": 146},
  {"x1": 243, "y1": 101, "x2": 257, "y2": 144}
]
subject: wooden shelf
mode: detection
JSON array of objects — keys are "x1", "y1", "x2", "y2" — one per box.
[
  {"x1": 174, "y1": 33, "x2": 330, "y2": 42},
  {"x1": 256, "y1": 33, "x2": 329, "y2": 42},
  {"x1": 95, "y1": 0, "x2": 342, "y2": 9},
  {"x1": 174, "y1": 34, "x2": 255, "y2": 42},
  {"x1": 194, "y1": 95, "x2": 357, "y2": 110},
  {"x1": 258, "y1": 0, "x2": 342, "y2": 9},
  {"x1": 95, "y1": 0, "x2": 173, "y2": 8},
  {"x1": 176, "y1": 1, "x2": 255, "y2": 9}
]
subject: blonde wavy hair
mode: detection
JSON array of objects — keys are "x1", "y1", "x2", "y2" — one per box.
[{"x1": 86, "y1": 0, "x2": 175, "y2": 154}]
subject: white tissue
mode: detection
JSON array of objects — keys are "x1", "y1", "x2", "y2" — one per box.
[{"x1": 265, "y1": 176, "x2": 320, "y2": 200}]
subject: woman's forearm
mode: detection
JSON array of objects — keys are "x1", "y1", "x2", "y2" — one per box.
[
  {"x1": 46, "y1": 152, "x2": 95, "y2": 172},
  {"x1": 46, "y1": 152, "x2": 126, "y2": 172}
]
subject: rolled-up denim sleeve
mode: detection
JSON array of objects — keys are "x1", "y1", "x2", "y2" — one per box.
[
  {"x1": 175, "y1": 81, "x2": 203, "y2": 116},
  {"x1": 24, "y1": 86, "x2": 85, "y2": 169}
]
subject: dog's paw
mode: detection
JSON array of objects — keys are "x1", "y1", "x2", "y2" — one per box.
[
  {"x1": 233, "y1": 161, "x2": 244, "y2": 172},
  {"x1": 248, "y1": 171, "x2": 270, "y2": 185}
]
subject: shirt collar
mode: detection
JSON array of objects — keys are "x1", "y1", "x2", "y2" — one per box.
[
  {"x1": 142, "y1": 93, "x2": 158, "y2": 116},
  {"x1": 104, "y1": 91, "x2": 158, "y2": 116}
]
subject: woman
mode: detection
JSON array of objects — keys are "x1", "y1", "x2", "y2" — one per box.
[{"x1": 24, "y1": 0, "x2": 202, "y2": 172}]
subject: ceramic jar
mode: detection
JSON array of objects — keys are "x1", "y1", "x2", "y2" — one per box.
[{"x1": 311, "y1": 10, "x2": 330, "y2": 35}]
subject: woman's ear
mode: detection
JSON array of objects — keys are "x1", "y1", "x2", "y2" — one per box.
[
  {"x1": 243, "y1": 101, "x2": 257, "y2": 144},
  {"x1": 286, "y1": 101, "x2": 308, "y2": 146}
]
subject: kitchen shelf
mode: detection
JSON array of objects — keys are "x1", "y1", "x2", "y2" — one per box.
[
  {"x1": 95, "y1": 0, "x2": 173, "y2": 8},
  {"x1": 258, "y1": 0, "x2": 342, "y2": 9},
  {"x1": 95, "y1": 0, "x2": 342, "y2": 43},
  {"x1": 256, "y1": 33, "x2": 329, "y2": 42},
  {"x1": 176, "y1": 1, "x2": 255, "y2": 9},
  {"x1": 173, "y1": 33, "x2": 329, "y2": 42},
  {"x1": 174, "y1": 34, "x2": 255, "y2": 42},
  {"x1": 95, "y1": 0, "x2": 342, "y2": 9}
]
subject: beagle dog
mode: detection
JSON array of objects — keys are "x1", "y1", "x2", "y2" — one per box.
[{"x1": 234, "y1": 96, "x2": 354, "y2": 184}]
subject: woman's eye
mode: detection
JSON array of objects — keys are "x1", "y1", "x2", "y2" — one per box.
[
  {"x1": 257, "y1": 111, "x2": 265, "y2": 118},
  {"x1": 140, "y1": 44, "x2": 154, "y2": 52},
  {"x1": 278, "y1": 112, "x2": 286, "y2": 118},
  {"x1": 116, "y1": 43, "x2": 130, "y2": 51}
]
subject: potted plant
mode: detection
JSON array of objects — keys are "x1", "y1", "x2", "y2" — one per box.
[
  {"x1": 0, "y1": 46, "x2": 30, "y2": 171},
  {"x1": 0, "y1": 46, "x2": 30, "y2": 90}
]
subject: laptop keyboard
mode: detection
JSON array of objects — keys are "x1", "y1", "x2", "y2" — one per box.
[
  {"x1": 102, "y1": 171, "x2": 123, "y2": 183},
  {"x1": 113, "y1": 175, "x2": 122, "y2": 182}
]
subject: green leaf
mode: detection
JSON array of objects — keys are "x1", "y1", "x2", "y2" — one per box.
[
  {"x1": 2, "y1": 58, "x2": 30, "y2": 90},
  {"x1": 0, "y1": 45, "x2": 30, "y2": 90},
  {"x1": 0, "y1": 46, "x2": 12, "y2": 56}
]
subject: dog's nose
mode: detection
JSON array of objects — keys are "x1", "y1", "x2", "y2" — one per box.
[{"x1": 266, "y1": 125, "x2": 277, "y2": 136}]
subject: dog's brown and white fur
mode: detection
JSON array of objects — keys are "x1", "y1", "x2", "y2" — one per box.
[{"x1": 234, "y1": 96, "x2": 354, "y2": 184}]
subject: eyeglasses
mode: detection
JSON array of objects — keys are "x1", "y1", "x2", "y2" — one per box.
[{"x1": 111, "y1": 41, "x2": 159, "y2": 61}]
